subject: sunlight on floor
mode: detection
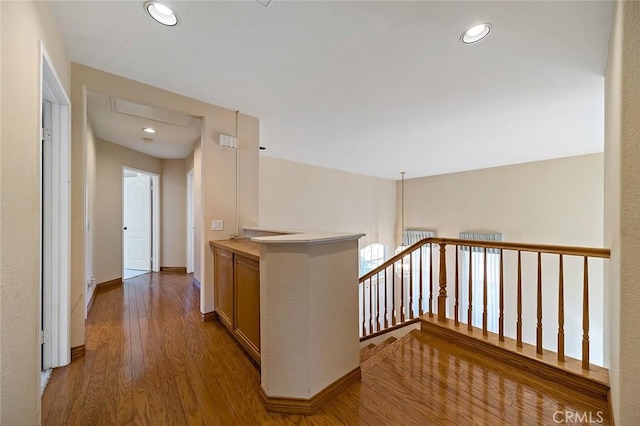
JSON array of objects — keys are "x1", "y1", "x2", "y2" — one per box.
[
  {"x1": 41, "y1": 369, "x2": 52, "y2": 396},
  {"x1": 124, "y1": 269, "x2": 149, "y2": 280}
]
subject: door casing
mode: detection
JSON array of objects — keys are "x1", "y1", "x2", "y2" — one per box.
[{"x1": 39, "y1": 43, "x2": 71, "y2": 374}]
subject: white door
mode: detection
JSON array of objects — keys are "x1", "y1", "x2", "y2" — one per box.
[{"x1": 124, "y1": 173, "x2": 151, "y2": 271}]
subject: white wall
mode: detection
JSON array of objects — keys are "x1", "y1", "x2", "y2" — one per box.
[
  {"x1": 95, "y1": 139, "x2": 161, "y2": 284},
  {"x1": 259, "y1": 156, "x2": 396, "y2": 252},
  {"x1": 85, "y1": 120, "x2": 97, "y2": 309},
  {"x1": 401, "y1": 154, "x2": 605, "y2": 364},
  {"x1": 161, "y1": 159, "x2": 186, "y2": 268},
  {"x1": 0, "y1": 1, "x2": 70, "y2": 423},
  {"x1": 604, "y1": 1, "x2": 640, "y2": 423}
]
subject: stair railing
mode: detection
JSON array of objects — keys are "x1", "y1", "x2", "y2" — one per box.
[{"x1": 358, "y1": 237, "x2": 610, "y2": 370}]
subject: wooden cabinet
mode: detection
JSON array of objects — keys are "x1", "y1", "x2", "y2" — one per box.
[
  {"x1": 211, "y1": 239, "x2": 261, "y2": 363},
  {"x1": 214, "y1": 248, "x2": 234, "y2": 330},
  {"x1": 234, "y1": 256, "x2": 260, "y2": 360}
]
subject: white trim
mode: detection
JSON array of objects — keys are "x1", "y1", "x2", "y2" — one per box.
[
  {"x1": 186, "y1": 169, "x2": 194, "y2": 274},
  {"x1": 39, "y1": 42, "x2": 71, "y2": 371},
  {"x1": 41, "y1": 100, "x2": 53, "y2": 371},
  {"x1": 152, "y1": 174, "x2": 160, "y2": 272}
]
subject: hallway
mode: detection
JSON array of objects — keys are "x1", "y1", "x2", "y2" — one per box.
[
  {"x1": 42, "y1": 273, "x2": 357, "y2": 425},
  {"x1": 42, "y1": 272, "x2": 608, "y2": 425}
]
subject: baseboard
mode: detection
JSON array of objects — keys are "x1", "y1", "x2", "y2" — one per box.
[
  {"x1": 160, "y1": 266, "x2": 187, "y2": 273},
  {"x1": 71, "y1": 345, "x2": 86, "y2": 361},
  {"x1": 201, "y1": 311, "x2": 218, "y2": 322},
  {"x1": 97, "y1": 277, "x2": 123, "y2": 289},
  {"x1": 420, "y1": 316, "x2": 609, "y2": 401},
  {"x1": 87, "y1": 277, "x2": 123, "y2": 315},
  {"x1": 192, "y1": 278, "x2": 201, "y2": 290},
  {"x1": 260, "y1": 366, "x2": 361, "y2": 414}
]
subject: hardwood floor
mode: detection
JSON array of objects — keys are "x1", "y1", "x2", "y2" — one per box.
[{"x1": 42, "y1": 272, "x2": 609, "y2": 425}]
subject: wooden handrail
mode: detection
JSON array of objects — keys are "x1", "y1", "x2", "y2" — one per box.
[
  {"x1": 360, "y1": 237, "x2": 610, "y2": 282},
  {"x1": 357, "y1": 237, "x2": 610, "y2": 369}
]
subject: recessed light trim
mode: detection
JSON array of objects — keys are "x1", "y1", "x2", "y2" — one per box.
[
  {"x1": 144, "y1": 1, "x2": 178, "y2": 26},
  {"x1": 461, "y1": 23, "x2": 492, "y2": 44},
  {"x1": 142, "y1": 127, "x2": 157, "y2": 134}
]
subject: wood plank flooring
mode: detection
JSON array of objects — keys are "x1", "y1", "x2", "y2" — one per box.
[{"x1": 42, "y1": 272, "x2": 609, "y2": 425}]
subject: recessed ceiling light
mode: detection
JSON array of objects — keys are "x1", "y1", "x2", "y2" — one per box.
[
  {"x1": 461, "y1": 23, "x2": 492, "y2": 44},
  {"x1": 144, "y1": 1, "x2": 178, "y2": 26},
  {"x1": 142, "y1": 127, "x2": 157, "y2": 134},
  {"x1": 142, "y1": 137, "x2": 154, "y2": 143}
]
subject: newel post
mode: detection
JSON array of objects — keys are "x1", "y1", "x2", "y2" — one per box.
[{"x1": 438, "y1": 243, "x2": 448, "y2": 322}]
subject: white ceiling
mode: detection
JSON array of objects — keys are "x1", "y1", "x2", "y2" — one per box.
[
  {"x1": 87, "y1": 92, "x2": 201, "y2": 159},
  {"x1": 52, "y1": 1, "x2": 612, "y2": 179}
]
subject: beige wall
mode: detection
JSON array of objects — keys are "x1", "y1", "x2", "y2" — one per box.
[
  {"x1": 201, "y1": 112, "x2": 259, "y2": 312},
  {"x1": 604, "y1": 1, "x2": 622, "y2": 419},
  {"x1": 401, "y1": 154, "x2": 605, "y2": 364},
  {"x1": 0, "y1": 1, "x2": 70, "y2": 423},
  {"x1": 0, "y1": 2, "x2": 3, "y2": 419},
  {"x1": 259, "y1": 156, "x2": 396, "y2": 251},
  {"x1": 94, "y1": 139, "x2": 162, "y2": 284},
  {"x1": 185, "y1": 149, "x2": 194, "y2": 172},
  {"x1": 605, "y1": 1, "x2": 640, "y2": 424},
  {"x1": 185, "y1": 148, "x2": 195, "y2": 275},
  {"x1": 260, "y1": 239, "x2": 360, "y2": 398},
  {"x1": 85, "y1": 120, "x2": 97, "y2": 310},
  {"x1": 192, "y1": 142, "x2": 202, "y2": 284},
  {"x1": 0, "y1": 1, "x2": 3, "y2": 417},
  {"x1": 70, "y1": 77, "x2": 86, "y2": 348},
  {"x1": 161, "y1": 159, "x2": 187, "y2": 267},
  {"x1": 71, "y1": 64, "x2": 259, "y2": 322},
  {"x1": 401, "y1": 154, "x2": 604, "y2": 247}
]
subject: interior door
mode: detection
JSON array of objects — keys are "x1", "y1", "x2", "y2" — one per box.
[{"x1": 123, "y1": 173, "x2": 151, "y2": 271}]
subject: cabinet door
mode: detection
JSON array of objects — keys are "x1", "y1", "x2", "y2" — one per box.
[
  {"x1": 214, "y1": 248, "x2": 234, "y2": 331},
  {"x1": 234, "y1": 256, "x2": 260, "y2": 361}
]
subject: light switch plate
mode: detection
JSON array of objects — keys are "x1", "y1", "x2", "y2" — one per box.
[{"x1": 211, "y1": 220, "x2": 223, "y2": 231}]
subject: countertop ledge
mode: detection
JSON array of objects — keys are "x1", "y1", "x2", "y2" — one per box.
[
  {"x1": 244, "y1": 227, "x2": 365, "y2": 245},
  {"x1": 209, "y1": 239, "x2": 260, "y2": 260}
]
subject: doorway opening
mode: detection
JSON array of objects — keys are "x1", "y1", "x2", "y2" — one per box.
[
  {"x1": 40, "y1": 44, "x2": 71, "y2": 392},
  {"x1": 123, "y1": 168, "x2": 160, "y2": 280},
  {"x1": 186, "y1": 169, "x2": 195, "y2": 274}
]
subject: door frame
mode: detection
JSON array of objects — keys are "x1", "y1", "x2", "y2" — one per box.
[
  {"x1": 39, "y1": 43, "x2": 71, "y2": 370},
  {"x1": 122, "y1": 167, "x2": 160, "y2": 275},
  {"x1": 186, "y1": 169, "x2": 194, "y2": 274}
]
